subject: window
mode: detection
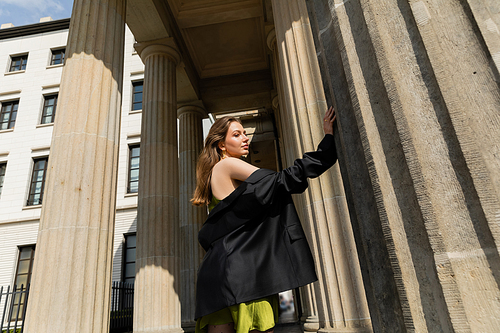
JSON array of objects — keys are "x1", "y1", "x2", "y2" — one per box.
[
  {"x1": 128, "y1": 145, "x2": 140, "y2": 193},
  {"x1": 41, "y1": 94, "x2": 58, "y2": 124},
  {"x1": 123, "y1": 234, "x2": 136, "y2": 284},
  {"x1": 27, "y1": 157, "x2": 48, "y2": 206},
  {"x1": 9, "y1": 54, "x2": 28, "y2": 72},
  {"x1": 11, "y1": 245, "x2": 35, "y2": 321},
  {"x1": 0, "y1": 100, "x2": 18, "y2": 130},
  {"x1": 50, "y1": 48, "x2": 65, "y2": 65},
  {"x1": 0, "y1": 163, "x2": 6, "y2": 197},
  {"x1": 132, "y1": 81, "x2": 143, "y2": 111}
]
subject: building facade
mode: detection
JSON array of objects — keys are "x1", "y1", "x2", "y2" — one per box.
[
  {"x1": 0, "y1": 16, "x2": 146, "y2": 323},
  {"x1": 2, "y1": 0, "x2": 500, "y2": 332}
]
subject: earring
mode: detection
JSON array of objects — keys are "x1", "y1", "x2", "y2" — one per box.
[{"x1": 222, "y1": 150, "x2": 227, "y2": 159}]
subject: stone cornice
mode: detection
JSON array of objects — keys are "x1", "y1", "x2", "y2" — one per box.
[{"x1": 0, "y1": 18, "x2": 70, "y2": 40}]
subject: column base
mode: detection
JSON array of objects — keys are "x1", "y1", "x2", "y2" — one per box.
[
  {"x1": 134, "y1": 329, "x2": 184, "y2": 333},
  {"x1": 318, "y1": 328, "x2": 372, "y2": 333},
  {"x1": 303, "y1": 315, "x2": 320, "y2": 332},
  {"x1": 182, "y1": 321, "x2": 196, "y2": 333}
]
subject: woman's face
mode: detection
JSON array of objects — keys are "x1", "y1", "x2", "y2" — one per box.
[{"x1": 220, "y1": 121, "x2": 249, "y2": 158}]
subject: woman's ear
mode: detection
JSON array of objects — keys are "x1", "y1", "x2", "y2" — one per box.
[{"x1": 218, "y1": 141, "x2": 225, "y2": 151}]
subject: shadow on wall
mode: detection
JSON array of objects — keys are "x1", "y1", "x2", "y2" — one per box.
[{"x1": 112, "y1": 214, "x2": 138, "y2": 283}]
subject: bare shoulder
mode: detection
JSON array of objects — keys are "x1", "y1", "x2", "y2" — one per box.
[{"x1": 213, "y1": 157, "x2": 259, "y2": 181}]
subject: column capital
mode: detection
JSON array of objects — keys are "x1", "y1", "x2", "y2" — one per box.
[
  {"x1": 266, "y1": 28, "x2": 277, "y2": 51},
  {"x1": 271, "y1": 95, "x2": 279, "y2": 111},
  {"x1": 177, "y1": 105, "x2": 208, "y2": 119},
  {"x1": 135, "y1": 37, "x2": 181, "y2": 65}
]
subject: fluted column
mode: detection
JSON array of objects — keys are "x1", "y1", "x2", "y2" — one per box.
[
  {"x1": 24, "y1": 1, "x2": 125, "y2": 332},
  {"x1": 270, "y1": 1, "x2": 372, "y2": 331},
  {"x1": 270, "y1": 33, "x2": 321, "y2": 330},
  {"x1": 134, "y1": 38, "x2": 183, "y2": 333},
  {"x1": 306, "y1": 0, "x2": 500, "y2": 331},
  {"x1": 177, "y1": 105, "x2": 208, "y2": 331}
]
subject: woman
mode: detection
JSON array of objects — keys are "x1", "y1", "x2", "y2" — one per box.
[{"x1": 192, "y1": 107, "x2": 337, "y2": 333}]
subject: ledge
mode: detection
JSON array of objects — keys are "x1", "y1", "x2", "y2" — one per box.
[
  {"x1": 116, "y1": 203, "x2": 138, "y2": 211},
  {"x1": 0, "y1": 217, "x2": 39, "y2": 225},
  {"x1": 4, "y1": 70, "x2": 25, "y2": 76},
  {"x1": 41, "y1": 83, "x2": 60, "y2": 90},
  {"x1": 46, "y1": 64, "x2": 64, "y2": 70},
  {"x1": 129, "y1": 109, "x2": 142, "y2": 115},
  {"x1": 127, "y1": 133, "x2": 141, "y2": 140},
  {"x1": 124, "y1": 192, "x2": 138, "y2": 198},
  {"x1": 31, "y1": 145, "x2": 50, "y2": 153},
  {"x1": 22, "y1": 204, "x2": 42, "y2": 210},
  {"x1": 0, "y1": 89, "x2": 21, "y2": 96},
  {"x1": 36, "y1": 123, "x2": 54, "y2": 128},
  {"x1": 130, "y1": 70, "x2": 144, "y2": 76},
  {"x1": 0, "y1": 128, "x2": 14, "y2": 134}
]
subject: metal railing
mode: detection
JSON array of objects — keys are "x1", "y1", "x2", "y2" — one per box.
[
  {"x1": 0, "y1": 284, "x2": 30, "y2": 333},
  {"x1": 0, "y1": 282, "x2": 134, "y2": 333},
  {"x1": 110, "y1": 281, "x2": 134, "y2": 333}
]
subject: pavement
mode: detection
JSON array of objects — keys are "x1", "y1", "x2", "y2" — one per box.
[
  {"x1": 275, "y1": 309, "x2": 304, "y2": 332},
  {"x1": 274, "y1": 322, "x2": 304, "y2": 333}
]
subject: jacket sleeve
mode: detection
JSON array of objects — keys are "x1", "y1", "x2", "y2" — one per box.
[{"x1": 254, "y1": 134, "x2": 337, "y2": 203}]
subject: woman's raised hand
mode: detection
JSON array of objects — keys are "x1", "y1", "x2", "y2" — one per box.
[{"x1": 323, "y1": 106, "x2": 336, "y2": 135}]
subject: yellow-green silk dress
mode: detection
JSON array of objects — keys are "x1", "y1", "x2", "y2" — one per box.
[{"x1": 195, "y1": 196, "x2": 279, "y2": 333}]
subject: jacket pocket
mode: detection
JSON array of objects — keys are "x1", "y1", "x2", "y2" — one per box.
[{"x1": 286, "y1": 224, "x2": 306, "y2": 242}]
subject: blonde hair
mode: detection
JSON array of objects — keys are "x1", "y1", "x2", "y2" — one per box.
[{"x1": 191, "y1": 116, "x2": 241, "y2": 206}]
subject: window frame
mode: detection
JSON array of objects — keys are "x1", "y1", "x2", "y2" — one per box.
[
  {"x1": 41, "y1": 93, "x2": 58, "y2": 124},
  {"x1": 50, "y1": 48, "x2": 65, "y2": 66},
  {"x1": 0, "y1": 99, "x2": 19, "y2": 130},
  {"x1": 131, "y1": 80, "x2": 143, "y2": 112},
  {"x1": 10, "y1": 245, "x2": 35, "y2": 321},
  {"x1": 27, "y1": 157, "x2": 48, "y2": 206},
  {"x1": 9, "y1": 54, "x2": 28, "y2": 72},
  {"x1": 0, "y1": 162, "x2": 6, "y2": 197},
  {"x1": 127, "y1": 144, "x2": 140, "y2": 194},
  {"x1": 122, "y1": 233, "x2": 136, "y2": 284}
]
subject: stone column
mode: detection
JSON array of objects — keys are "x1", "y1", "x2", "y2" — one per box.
[
  {"x1": 177, "y1": 105, "x2": 208, "y2": 331},
  {"x1": 134, "y1": 38, "x2": 183, "y2": 333},
  {"x1": 23, "y1": 1, "x2": 126, "y2": 332},
  {"x1": 270, "y1": 2, "x2": 372, "y2": 332},
  {"x1": 270, "y1": 34, "x2": 320, "y2": 330},
  {"x1": 305, "y1": 0, "x2": 500, "y2": 331},
  {"x1": 272, "y1": 89, "x2": 320, "y2": 330},
  {"x1": 300, "y1": 284, "x2": 320, "y2": 332}
]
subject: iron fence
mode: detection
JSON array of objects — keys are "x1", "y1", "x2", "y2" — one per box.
[
  {"x1": 0, "y1": 281, "x2": 133, "y2": 333},
  {"x1": 0, "y1": 284, "x2": 29, "y2": 333},
  {"x1": 110, "y1": 281, "x2": 134, "y2": 333}
]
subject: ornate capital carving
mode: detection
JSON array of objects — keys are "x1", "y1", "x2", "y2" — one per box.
[
  {"x1": 134, "y1": 37, "x2": 181, "y2": 65},
  {"x1": 271, "y1": 95, "x2": 279, "y2": 111},
  {"x1": 177, "y1": 105, "x2": 208, "y2": 119},
  {"x1": 266, "y1": 28, "x2": 277, "y2": 51}
]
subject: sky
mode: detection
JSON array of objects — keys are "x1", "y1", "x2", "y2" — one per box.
[{"x1": 0, "y1": 0, "x2": 74, "y2": 27}]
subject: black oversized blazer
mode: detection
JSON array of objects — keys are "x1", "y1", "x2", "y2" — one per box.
[{"x1": 195, "y1": 134, "x2": 337, "y2": 319}]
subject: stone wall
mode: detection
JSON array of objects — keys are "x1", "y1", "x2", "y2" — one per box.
[{"x1": 306, "y1": 0, "x2": 500, "y2": 332}]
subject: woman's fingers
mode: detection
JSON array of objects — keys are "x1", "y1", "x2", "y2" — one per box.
[
  {"x1": 324, "y1": 106, "x2": 333, "y2": 122},
  {"x1": 323, "y1": 106, "x2": 335, "y2": 135},
  {"x1": 325, "y1": 106, "x2": 335, "y2": 122}
]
